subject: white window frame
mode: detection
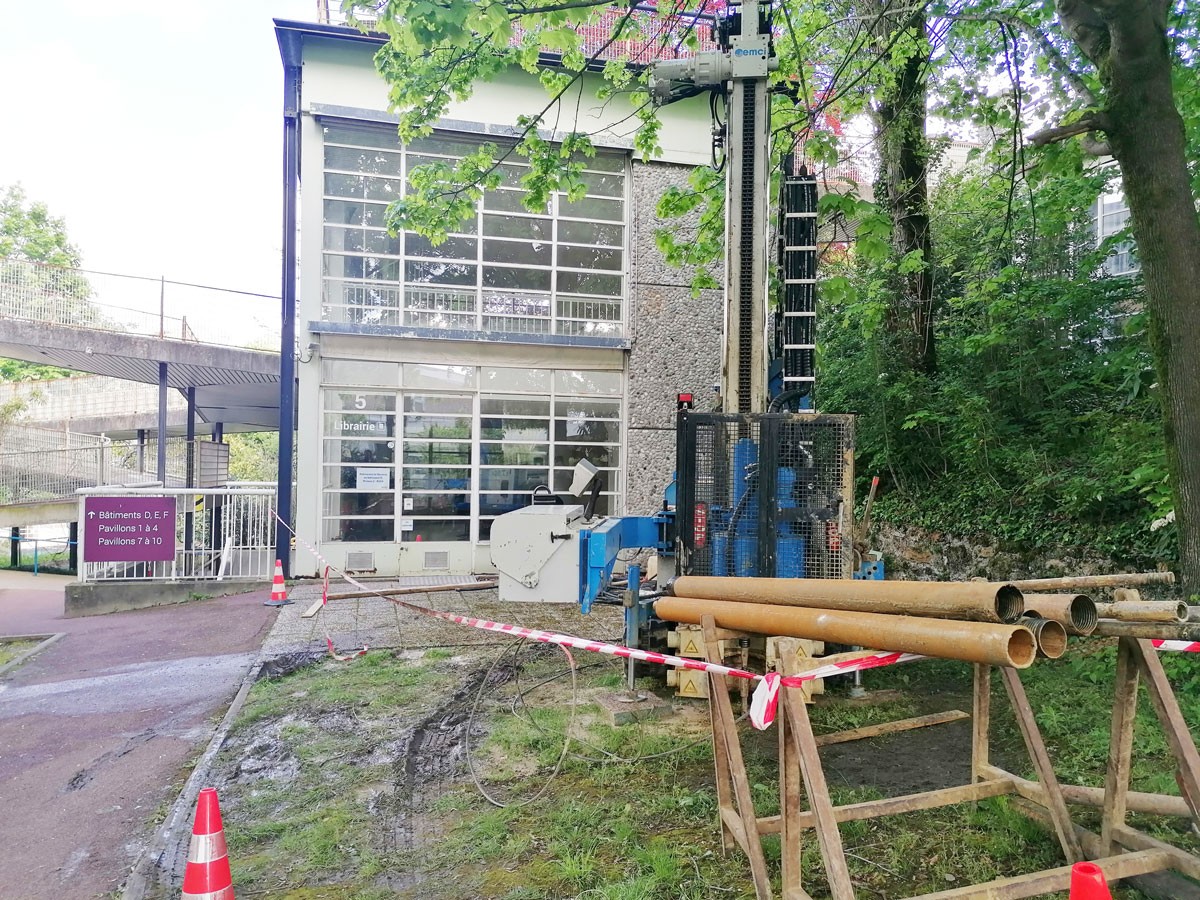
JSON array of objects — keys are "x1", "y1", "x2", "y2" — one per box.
[
  {"x1": 320, "y1": 125, "x2": 630, "y2": 338},
  {"x1": 318, "y1": 367, "x2": 625, "y2": 545}
]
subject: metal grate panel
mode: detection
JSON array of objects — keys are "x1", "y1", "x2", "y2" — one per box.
[
  {"x1": 346, "y1": 551, "x2": 376, "y2": 572},
  {"x1": 676, "y1": 412, "x2": 853, "y2": 579},
  {"x1": 776, "y1": 159, "x2": 818, "y2": 402}
]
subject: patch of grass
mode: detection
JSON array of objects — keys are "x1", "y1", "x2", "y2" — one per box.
[
  {"x1": 0, "y1": 638, "x2": 41, "y2": 667},
  {"x1": 423, "y1": 647, "x2": 454, "y2": 660},
  {"x1": 214, "y1": 641, "x2": 1185, "y2": 900}
]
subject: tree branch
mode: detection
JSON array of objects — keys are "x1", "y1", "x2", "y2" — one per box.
[
  {"x1": 1081, "y1": 133, "x2": 1112, "y2": 156},
  {"x1": 1054, "y1": 0, "x2": 1110, "y2": 67},
  {"x1": 948, "y1": 11, "x2": 1098, "y2": 104},
  {"x1": 1027, "y1": 111, "x2": 1111, "y2": 147}
]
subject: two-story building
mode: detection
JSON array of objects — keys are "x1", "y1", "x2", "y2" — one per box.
[{"x1": 274, "y1": 11, "x2": 724, "y2": 577}]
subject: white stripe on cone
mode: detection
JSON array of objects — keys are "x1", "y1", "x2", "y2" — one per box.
[{"x1": 270, "y1": 559, "x2": 287, "y2": 603}]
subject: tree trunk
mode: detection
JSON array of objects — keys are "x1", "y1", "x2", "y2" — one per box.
[
  {"x1": 874, "y1": 9, "x2": 936, "y2": 374},
  {"x1": 1057, "y1": 1, "x2": 1200, "y2": 593}
]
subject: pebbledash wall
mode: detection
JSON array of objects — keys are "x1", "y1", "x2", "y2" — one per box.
[{"x1": 278, "y1": 20, "x2": 722, "y2": 577}]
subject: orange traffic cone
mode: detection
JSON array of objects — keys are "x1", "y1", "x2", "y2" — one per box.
[
  {"x1": 181, "y1": 788, "x2": 235, "y2": 900},
  {"x1": 264, "y1": 559, "x2": 292, "y2": 607},
  {"x1": 1069, "y1": 861, "x2": 1113, "y2": 899}
]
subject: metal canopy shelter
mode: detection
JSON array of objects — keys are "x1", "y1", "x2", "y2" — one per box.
[{"x1": 0, "y1": 318, "x2": 285, "y2": 434}]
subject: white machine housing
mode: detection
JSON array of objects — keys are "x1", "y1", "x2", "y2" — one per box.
[{"x1": 489, "y1": 504, "x2": 587, "y2": 603}]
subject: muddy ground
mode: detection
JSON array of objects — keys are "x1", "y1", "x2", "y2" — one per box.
[
  {"x1": 149, "y1": 647, "x2": 1015, "y2": 898},
  {"x1": 142, "y1": 622, "x2": 1200, "y2": 900}
]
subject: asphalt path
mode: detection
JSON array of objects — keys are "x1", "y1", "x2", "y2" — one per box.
[{"x1": 0, "y1": 574, "x2": 275, "y2": 899}]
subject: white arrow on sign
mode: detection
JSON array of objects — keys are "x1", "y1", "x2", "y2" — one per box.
[{"x1": 87, "y1": 511, "x2": 96, "y2": 519}]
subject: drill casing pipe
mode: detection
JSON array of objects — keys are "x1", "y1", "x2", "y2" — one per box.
[
  {"x1": 1022, "y1": 594, "x2": 1098, "y2": 635},
  {"x1": 654, "y1": 595, "x2": 1036, "y2": 668},
  {"x1": 668, "y1": 575, "x2": 1024, "y2": 624},
  {"x1": 1092, "y1": 620, "x2": 1200, "y2": 640},
  {"x1": 1093, "y1": 599, "x2": 1188, "y2": 623},
  {"x1": 1021, "y1": 615, "x2": 1068, "y2": 659},
  {"x1": 1010, "y1": 572, "x2": 1175, "y2": 590}
]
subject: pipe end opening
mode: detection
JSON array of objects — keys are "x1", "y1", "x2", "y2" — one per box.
[
  {"x1": 1008, "y1": 627, "x2": 1036, "y2": 668},
  {"x1": 1176, "y1": 601, "x2": 1190, "y2": 623},
  {"x1": 996, "y1": 585, "x2": 1024, "y2": 623},
  {"x1": 1036, "y1": 619, "x2": 1068, "y2": 658},
  {"x1": 1069, "y1": 595, "x2": 1098, "y2": 634}
]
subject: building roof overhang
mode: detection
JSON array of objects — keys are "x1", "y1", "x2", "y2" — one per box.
[{"x1": 272, "y1": 17, "x2": 612, "y2": 73}]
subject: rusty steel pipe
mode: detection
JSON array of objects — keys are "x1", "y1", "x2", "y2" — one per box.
[
  {"x1": 654, "y1": 596, "x2": 1036, "y2": 668},
  {"x1": 1021, "y1": 615, "x2": 1067, "y2": 659},
  {"x1": 1093, "y1": 599, "x2": 1188, "y2": 623},
  {"x1": 1010, "y1": 572, "x2": 1175, "y2": 590},
  {"x1": 667, "y1": 576, "x2": 1024, "y2": 624},
  {"x1": 1022, "y1": 594, "x2": 1098, "y2": 636},
  {"x1": 1092, "y1": 620, "x2": 1200, "y2": 641}
]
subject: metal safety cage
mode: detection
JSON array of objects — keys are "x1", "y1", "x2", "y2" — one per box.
[{"x1": 674, "y1": 411, "x2": 854, "y2": 580}]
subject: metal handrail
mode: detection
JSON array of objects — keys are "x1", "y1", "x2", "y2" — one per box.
[{"x1": 0, "y1": 257, "x2": 279, "y2": 350}]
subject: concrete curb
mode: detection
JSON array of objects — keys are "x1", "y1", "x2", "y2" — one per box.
[
  {"x1": 120, "y1": 654, "x2": 265, "y2": 900},
  {"x1": 0, "y1": 632, "x2": 65, "y2": 678}
]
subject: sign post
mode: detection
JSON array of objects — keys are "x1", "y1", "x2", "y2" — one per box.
[{"x1": 83, "y1": 496, "x2": 177, "y2": 563}]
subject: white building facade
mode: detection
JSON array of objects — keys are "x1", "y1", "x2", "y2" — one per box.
[{"x1": 276, "y1": 18, "x2": 724, "y2": 577}]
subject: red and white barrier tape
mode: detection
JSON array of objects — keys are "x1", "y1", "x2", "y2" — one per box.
[
  {"x1": 1151, "y1": 639, "x2": 1200, "y2": 653},
  {"x1": 274, "y1": 513, "x2": 924, "y2": 728},
  {"x1": 321, "y1": 565, "x2": 369, "y2": 662}
]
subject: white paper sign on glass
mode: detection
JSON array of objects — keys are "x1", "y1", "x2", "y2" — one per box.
[{"x1": 355, "y1": 467, "x2": 391, "y2": 491}]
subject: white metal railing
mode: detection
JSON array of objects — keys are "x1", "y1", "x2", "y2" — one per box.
[
  {"x1": 0, "y1": 431, "x2": 222, "y2": 505},
  {"x1": 0, "y1": 375, "x2": 188, "y2": 426},
  {"x1": 0, "y1": 257, "x2": 279, "y2": 351},
  {"x1": 0, "y1": 444, "x2": 154, "y2": 505},
  {"x1": 1, "y1": 422, "x2": 107, "y2": 453},
  {"x1": 76, "y1": 486, "x2": 277, "y2": 583},
  {"x1": 316, "y1": 0, "x2": 383, "y2": 25}
]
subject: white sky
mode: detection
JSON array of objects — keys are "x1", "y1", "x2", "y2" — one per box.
[{"x1": 0, "y1": 0, "x2": 314, "y2": 326}]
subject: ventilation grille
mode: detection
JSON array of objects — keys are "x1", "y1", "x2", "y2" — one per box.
[
  {"x1": 424, "y1": 551, "x2": 450, "y2": 570},
  {"x1": 676, "y1": 411, "x2": 854, "y2": 579},
  {"x1": 345, "y1": 551, "x2": 376, "y2": 573}
]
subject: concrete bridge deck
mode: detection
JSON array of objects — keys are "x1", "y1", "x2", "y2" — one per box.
[{"x1": 0, "y1": 319, "x2": 282, "y2": 431}]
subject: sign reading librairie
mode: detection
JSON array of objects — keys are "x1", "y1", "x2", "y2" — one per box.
[{"x1": 83, "y1": 496, "x2": 177, "y2": 562}]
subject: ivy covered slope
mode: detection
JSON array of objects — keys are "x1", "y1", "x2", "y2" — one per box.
[{"x1": 819, "y1": 145, "x2": 1171, "y2": 565}]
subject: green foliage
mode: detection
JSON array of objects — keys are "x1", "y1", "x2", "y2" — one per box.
[
  {"x1": 355, "y1": 0, "x2": 665, "y2": 242},
  {"x1": 227, "y1": 432, "x2": 279, "y2": 483},
  {"x1": 0, "y1": 185, "x2": 87, "y2": 383},
  {"x1": 653, "y1": 166, "x2": 725, "y2": 296},
  {"x1": 0, "y1": 185, "x2": 79, "y2": 266},
  {"x1": 821, "y1": 149, "x2": 1173, "y2": 563},
  {"x1": 0, "y1": 359, "x2": 73, "y2": 381}
]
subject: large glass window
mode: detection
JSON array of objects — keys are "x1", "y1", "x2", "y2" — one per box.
[
  {"x1": 477, "y1": 366, "x2": 621, "y2": 542},
  {"x1": 1096, "y1": 192, "x2": 1139, "y2": 277},
  {"x1": 321, "y1": 391, "x2": 399, "y2": 542},
  {"x1": 319, "y1": 367, "x2": 623, "y2": 543},
  {"x1": 321, "y1": 124, "x2": 627, "y2": 337}
]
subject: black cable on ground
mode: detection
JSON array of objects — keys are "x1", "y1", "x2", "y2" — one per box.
[{"x1": 464, "y1": 637, "x2": 578, "y2": 808}]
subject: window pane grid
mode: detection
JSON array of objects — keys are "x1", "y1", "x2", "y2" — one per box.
[
  {"x1": 320, "y1": 370, "x2": 622, "y2": 543},
  {"x1": 322, "y1": 126, "x2": 626, "y2": 336}
]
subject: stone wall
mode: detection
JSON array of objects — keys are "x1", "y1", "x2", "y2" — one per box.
[
  {"x1": 625, "y1": 160, "x2": 724, "y2": 515},
  {"x1": 873, "y1": 521, "x2": 1178, "y2": 600}
]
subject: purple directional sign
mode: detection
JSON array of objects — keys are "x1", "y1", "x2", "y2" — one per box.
[{"x1": 83, "y1": 496, "x2": 177, "y2": 563}]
